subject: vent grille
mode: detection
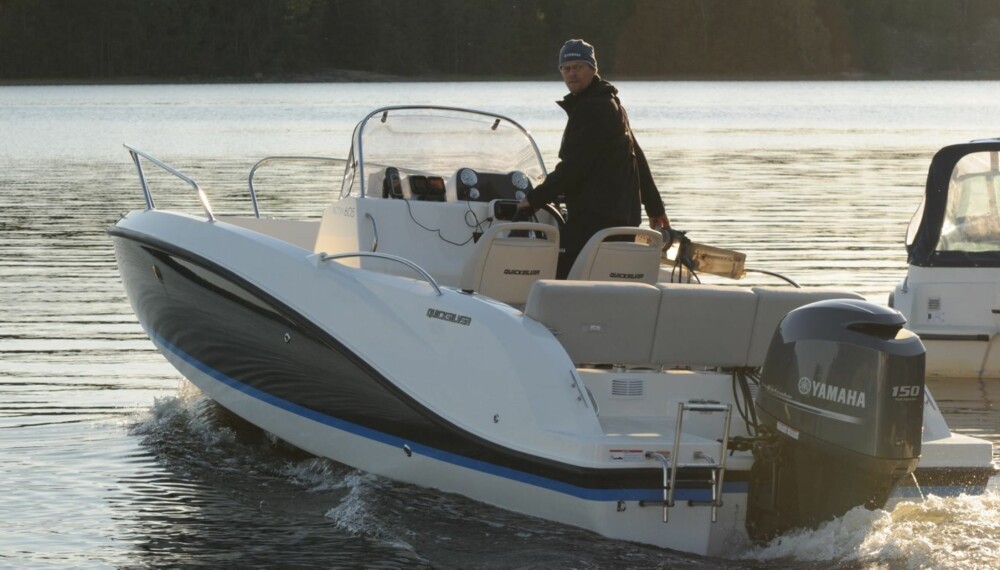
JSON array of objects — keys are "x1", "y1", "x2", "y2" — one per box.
[
  {"x1": 611, "y1": 379, "x2": 644, "y2": 397},
  {"x1": 927, "y1": 298, "x2": 941, "y2": 311}
]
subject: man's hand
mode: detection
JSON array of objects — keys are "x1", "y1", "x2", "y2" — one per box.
[
  {"x1": 517, "y1": 198, "x2": 532, "y2": 211},
  {"x1": 649, "y1": 214, "x2": 670, "y2": 230}
]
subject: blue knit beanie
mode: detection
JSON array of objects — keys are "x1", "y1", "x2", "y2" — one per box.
[{"x1": 559, "y1": 39, "x2": 597, "y2": 69}]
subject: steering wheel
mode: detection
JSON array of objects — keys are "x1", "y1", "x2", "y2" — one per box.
[
  {"x1": 508, "y1": 203, "x2": 564, "y2": 241},
  {"x1": 539, "y1": 203, "x2": 566, "y2": 230},
  {"x1": 513, "y1": 202, "x2": 565, "y2": 228}
]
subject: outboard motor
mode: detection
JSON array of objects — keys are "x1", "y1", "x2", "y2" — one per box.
[{"x1": 746, "y1": 299, "x2": 925, "y2": 543}]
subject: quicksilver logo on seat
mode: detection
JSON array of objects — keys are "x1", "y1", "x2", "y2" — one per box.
[
  {"x1": 504, "y1": 269, "x2": 540, "y2": 275},
  {"x1": 797, "y1": 376, "x2": 866, "y2": 408},
  {"x1": 610, "y1": 272, "x2": 644, "y2": 279},
  {"x1": 427, "y1": 308, "x2": 472, "y2": 326}
]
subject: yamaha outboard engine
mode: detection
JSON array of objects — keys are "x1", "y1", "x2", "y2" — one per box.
[{"x1": 747, "y1": 299, "x2": 925, "y2": 542}]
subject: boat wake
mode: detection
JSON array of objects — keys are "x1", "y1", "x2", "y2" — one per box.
[
  {"x1": 739, "y1": 493, "x2": 1000, "y2": 569},
  {"x1": 322, "y1": 471, "x2": 415, "y2": 550},
  {"x1": 129, "y1": 381, "x2": 351, "y2": 484}
]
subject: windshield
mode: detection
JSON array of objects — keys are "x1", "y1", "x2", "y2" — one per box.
[
  {"x1": 340, "y1": 107, "x2": 546, "y2": 198},
  {"x1": 936, "y1": 151, "x2": 1000, "y2": 252}
]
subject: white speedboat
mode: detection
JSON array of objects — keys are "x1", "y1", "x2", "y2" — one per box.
[
  {"x1": 893, "y1": 139, "x2": 1000, "y2": 379},
  {"x1": 110, "y1": 107, "x2": 995, "y2": 556}
]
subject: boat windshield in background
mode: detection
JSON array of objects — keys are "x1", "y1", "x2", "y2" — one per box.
[
  {"x1": 906, "y1": 140, "x2": 1000, "y2": 267},
  {"x1": 938, "y1": 152, "x2": 1000, "y2": 252}
]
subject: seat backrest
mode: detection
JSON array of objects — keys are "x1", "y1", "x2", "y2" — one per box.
[
  {"x1": 460, "y1": 222, "x2": 559, "y2": 305},
  {"x1": 650, "y1": 283, "x2": 758, "y2": 368},
  {"x1": 524, "y1": 280, "x2": 661, "y2": 365},
  {"x1": 746, "y1": 287, "x2": 866, "y2": 367},
  {"x1": 567, "y1": 227, "x2": 664, "y2": 284}
]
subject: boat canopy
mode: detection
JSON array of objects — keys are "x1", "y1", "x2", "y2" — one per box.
[
  {"x1": 339, "y1": 106, "x2": 547, "y2": 199},
  {"x1": 906, "y1": 139, "x2": 1000, "y2": 267}
]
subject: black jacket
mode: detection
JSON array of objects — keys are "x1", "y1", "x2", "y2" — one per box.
[{"x1": 526, "y1": 77, "x2": 666, "y2": 225}]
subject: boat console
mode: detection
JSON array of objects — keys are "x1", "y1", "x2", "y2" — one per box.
[
  {"x1": 445, "y1": 168, "x2": 533, "y2": 202},
  {"x1": 378, "y1": 167, "x2": 447, "y2": 201},
  {"x1": 378, "y1": 166, "x2": 533, "y2": 205}
]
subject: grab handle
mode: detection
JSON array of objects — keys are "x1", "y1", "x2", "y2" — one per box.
[{"x1": 320, "y1": 252, "x2": 442, "y2": 296}]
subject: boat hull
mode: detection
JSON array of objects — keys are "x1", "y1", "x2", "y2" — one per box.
[
  {"x1": 893, "y1": 266, "x2": 1000, "y2": 379},
  {"x1": 109, "y1": 217, "x2": 750, "y2": 555}
]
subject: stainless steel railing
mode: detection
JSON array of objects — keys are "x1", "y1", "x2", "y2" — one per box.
[
  {"x1": 319, "y1": 252, "x2": 443, "y2": 296},
  {"x1": 247, "y1": 156, "x2": 347, "y2": 218},
  {"x1": 125, "y1": 144, "x2": 215, "y2": 221}
]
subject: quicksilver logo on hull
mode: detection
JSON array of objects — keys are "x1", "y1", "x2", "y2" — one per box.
[
  {"x1": 797, "y1": 376, "x2": 866, "y2": 408},
  {"x1": 610, "y1": 272, "x2": 644, "y2": 279},
  {"x1": 427, "y1": 308, "x2": 472, "y2": 326},
  {"x1": 504, "y1": 269, "x2": 541, "y2": 275}
]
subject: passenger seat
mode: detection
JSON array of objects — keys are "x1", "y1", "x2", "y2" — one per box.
[
  {"x1": 567, "y1": 227, "x2": 664, "y2": 284},
  {"x1": 460, "y1": 222, "x2": 560, "y2": 305}
]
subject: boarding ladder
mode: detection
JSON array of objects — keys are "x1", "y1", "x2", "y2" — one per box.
[{"x1": 642, "y1": 400, "x2": 733, "y2": 523}]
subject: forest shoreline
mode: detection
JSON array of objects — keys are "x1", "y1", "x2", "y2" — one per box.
[{"x1": 4, "y1": 69, "x2": 999, "y2": 87}]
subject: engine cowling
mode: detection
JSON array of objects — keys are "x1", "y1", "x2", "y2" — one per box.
[{"x1": 747, "y1": 299, "x2": 925, "y2": 542}]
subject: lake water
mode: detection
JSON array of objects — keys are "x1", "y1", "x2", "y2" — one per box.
[{"x1": 1, "y1": 81, "x2": 999, "y2": 568}]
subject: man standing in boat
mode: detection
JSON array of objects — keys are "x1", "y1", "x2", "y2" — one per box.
[{"x1": 518, "y1": 38, "x2": 670, "y2": 279}]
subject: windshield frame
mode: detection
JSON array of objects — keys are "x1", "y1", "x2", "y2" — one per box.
[{"x1": 341, "y1": 105, "x2": 548, "y2": 199}]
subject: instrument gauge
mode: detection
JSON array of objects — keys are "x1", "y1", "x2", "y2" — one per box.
[
  {"x1": 460, "y1": 168, "x2": 478, "y2": 186},
  {"x1": 510, "y1": 171, "x2": 529, "y2": 190}
]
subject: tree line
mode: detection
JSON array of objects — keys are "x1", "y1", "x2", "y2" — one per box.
[{"x1": 2, "y1": 0, "x2": 1000, "y2": 82}]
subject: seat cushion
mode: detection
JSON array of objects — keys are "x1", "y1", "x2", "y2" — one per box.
[
  {"x1": 525, "y1": 280, "x2": 661, "y2": 365},
  {"x1": 651, "y1": 284, "x2": 757, "y2": 368}
]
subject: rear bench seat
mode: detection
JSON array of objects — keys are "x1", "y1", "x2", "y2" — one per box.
[
  {"x1": 523, "y1": 281, "x2": 661, "y2": 365},
  {"x1": 524, "y1": 280, "x2": 864, "y2": 369},
  {"x1": 650, "y1": 284, "x2": 758, "y2": 368}
]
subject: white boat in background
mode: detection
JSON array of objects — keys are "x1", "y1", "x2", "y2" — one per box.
[
  {"x1": 892, "y1": 139, "x2": 1000, "y2": 379},
  {"x1": 109, "y1": 106, "x2": 996, "y2": 556}
]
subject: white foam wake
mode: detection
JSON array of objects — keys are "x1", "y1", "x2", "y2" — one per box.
[
  {"x1": 323, "y1": 471, "x2": 414, "y2": 551},
  {"x1": 740, "y1": 492, "x2": 1000, "y2": 569},
  {"x1": 128, "y1": 381, "x2": 235, "y2": 448},
  {"x1": 280, "y1": 457, "x2": 352, "y2": 493}
]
